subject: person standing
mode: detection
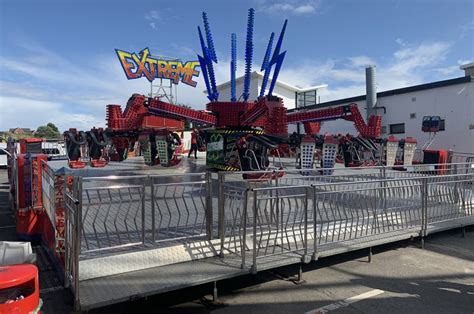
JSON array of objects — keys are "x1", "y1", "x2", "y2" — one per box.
[{"x1": 188, "y1": 128, "x2": 198, "y2": 159}]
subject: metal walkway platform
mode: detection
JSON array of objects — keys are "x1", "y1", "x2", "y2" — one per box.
[
  {"x1": 77, "y1": 225, "x2": 427, "y2": 310},
  {"x1": 79, "y1": 254, "x2": 247, "y2": 310}
]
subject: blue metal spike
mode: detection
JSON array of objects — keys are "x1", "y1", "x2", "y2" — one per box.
[
  {"x1": 198, "y1": 26, "x2": 208, "y2": 56},
  {"x1": 198, "y1": 55, "x2": 213, "y2": 101},
  {"x1": 197, "y1": 26, "x2": 213, "y2": 100},
  {"x1": 259, "y1": 32, "x2": 274, "y2": 98},
  {"x1": 242, "y1": 8, "x2": 254, "y2": 102},
  {"x1": 202, "y1": 12, "x2": 217, "y2": 63},
  {"x1": 270, "y1": 19, "x2": 287, "y2": 65},
  {"x1": 260, "y1": 32, "x2": 274, "y2": 71},
  {"x1": 230, "y1": 33, "x2": 237, "y2": 102},
  {"x1": 206, "y1": 56, "x2": 219, "y2": 101},
  {"x1": 198, "y1": 25, "x2": 218, "y2": 101},
  {"x1": 268, "y1": 51, "x2": 286, "y2": 96},
  {"x1": 259, "y1": 66, "x2": 271, "y2": 98}
]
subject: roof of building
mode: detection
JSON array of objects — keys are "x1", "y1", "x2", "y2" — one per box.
[
  {"x1": 205, "y1": 71, "x2": 327, "y2": 94},
  {"x1": 460, "y1": 62, "x2": 474, "y2": 70},
  {"x1": 8, "y1": 128, "x2": 32, "y2": 133},
  {"x1": 288, "y1": 75, "x2": 473, "y2": 112}
]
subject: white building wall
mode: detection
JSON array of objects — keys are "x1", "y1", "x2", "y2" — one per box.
[
  {"x1": 216, "y1": 76, "x2": 259, "y2": 102},
  {"x1": 380, "y1": 82, "x2": 473, "y2": 153},
  {"x1": 257, "y1": 79, "x2": 296, "y2": 109},
  {"x1": 317, "y1": 100, "x2": 366, "y2": 136},
  {"x1": 216, "y1": 76, "x2": 297, "y2": 109},
  {"x1": 318, "y1": 81, "x2": 474, "y2": 153}
]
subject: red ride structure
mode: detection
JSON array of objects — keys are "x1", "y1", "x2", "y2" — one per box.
[{"x1": 65, "y1": 9, "x2": 411, "y2": 173}]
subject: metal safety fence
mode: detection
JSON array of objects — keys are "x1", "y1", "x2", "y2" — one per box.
[
  {"x1": 60, "y1": 162, "x2": 474, "y2": 309},
  {"x1": 64, "y1": 179, "x2": 81, "y2": 308},
  {"x1": 73, "y1": 173, "x2": 211, "y2": 256},
  {"x1": 218, "y1": 167, "x2": 474, "y2": 272},
  {"x1": 150, "y1": 173, "x2": 212, "y2": 243}
]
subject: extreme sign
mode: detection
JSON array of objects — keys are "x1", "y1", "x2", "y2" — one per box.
[{"x1": 115, "y1": 48, "x2": 200, "y2": 87}]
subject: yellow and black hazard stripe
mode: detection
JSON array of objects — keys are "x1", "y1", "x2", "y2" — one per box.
[
  {"x1": 211, "y1": 129, "x2": 265, "y2": 135},
  {"x1": 207, "y1": 163, "x2": 240, "y2": 171}
]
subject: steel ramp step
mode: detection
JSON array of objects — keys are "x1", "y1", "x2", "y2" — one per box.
[{"x1": 78, "y1": 254, "x2": 248, "y2": 311}]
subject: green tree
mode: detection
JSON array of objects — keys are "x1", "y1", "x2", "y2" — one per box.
[
  {"x1": 35, "y1": 124, "x2": 61, "y2": 139},
  {"x1": 46, "y1": 123, "x2": 59, "y2": 133}
]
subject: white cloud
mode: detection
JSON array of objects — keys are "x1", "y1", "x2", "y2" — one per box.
[
  {"x1": 457, "y1": 59, "x2": 473, "y2": 66},
  {"x1": 145, "y1": 10, "x2": 162, "y2": 30},
  {"x1": 145, "y1": 10, "x2": 160, "y2": 21},
  {"x1": 348, "y1": 56, "x2": 376, "y2": 68},
  {"x1": 293, "y1": 4, "x2": 316, "y2": 14},
  {"x1": 278, "y1": 41, "x2": 457, "y2": 102},
  {"x1": 262, "y1": 0, "x2": 320, "y2": 15},
  {"x1": 0, "y1": 96, "x2": 103, "y2": 131},
  {"x1": 395, "y1": 38, "x2": 408, "y2": 47},
  {"x1": 392, "y1": 42, "x2": 450, "y2": 70},
  {"x1": 459, "y1": 20, "x2": 474, "y2": 38},
  {"x1": 433, "y1": 65, "x2": 458, "y2": 76},
  {"x1": 168, "y1": 43, "x2": 196, "y2": 58}
]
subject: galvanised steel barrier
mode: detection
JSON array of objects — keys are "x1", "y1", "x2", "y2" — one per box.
[
  {"x1": 218, "y1": 166, "x2": 474, "y2": 272},
  {"x1": 75, "y1": 173, "x2": 212, "y2": 256},
  {"x1": 425, "y1": 173, "x2": 474, "y2": 225},
  {"x1": 249, "y1": 184, "x2": 310, "y2": 273},
  {"x1": 59, "y1": 162, "x2": 473, "y2": 310},
  {"x1": 150, "y1": 172, "x2": 211, "y2": 243},
  {"x1": 64, "y1": 178, "x2": 81, "y2": 309},
  {"x1": 77, "y1": 175, "x2": 146, "y2": 254},
  {"x1": 242, "y1": 172, "x2": 473, "y2": 272}
]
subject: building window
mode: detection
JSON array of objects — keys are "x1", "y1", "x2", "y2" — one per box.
[
  {"x1": 439, "y1": 119, "x2": 445, "y2": 131},
  {"x1": 390, "y1": 123, "x2": 405, "y2": 134},
  {"x1": 410, "y1": 113, "x2": 416, "y2": 119}
]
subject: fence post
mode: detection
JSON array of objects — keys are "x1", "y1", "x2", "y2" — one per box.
[
  {"x1": 420, "y1": 177, "x2": 428, "y2": 249},
  {"x1": 63, "y1": 174, "x2": 70, "y2": 289},
  {"x1": 73, "y1": 176, "x2": 82, "y2": 311},
  {"x1": 64, "y1": 199, "x2": 70, "y2": 290},
  {"x1": 205, "y1": 172, "x2": 213, "y2": 241},
  {"x1": 380, "y1": 166, "x2": 387, "y2": 209},
  {"x1": 302, "y1": 186, "x2": 310, "y2": 264},
  {"x1": 218, "y1": 172, "x2": 225, "y2": 256},
  {"x1": 380, "y1": 166, "x2": 389, "y2": 232},
  {"x1": 312, "y1": 185, "x2": 318, "y2": 261},
  {"x1": 251, "y1": 189, "x2": 258, "y2": 274},
  {"x1": 141, "y1": 179, "x2": 146, "y2": 245},
  {"x1": 275, "y1": 176, "x2": 282, "y2": 254},
  {"x1": 241, "y1": 189, "x2": 248, "y2": 269},
  {"x1": 149, "y1": 175, "x2": 155, "y2": 243},
  {"x1": 453, "y1": 165, "x2": 459, "y2": 204}
]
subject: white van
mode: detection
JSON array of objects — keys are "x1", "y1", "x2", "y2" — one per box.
[{"x1": 42, "y1": 140, "x2": 66, "y2": 158}]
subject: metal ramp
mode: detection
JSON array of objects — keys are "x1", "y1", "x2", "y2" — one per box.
[
  {"x1": 78, "y1": 239, "x2": 219, "y2": 281},
  {"x1": 78, "y1": 255, "x2": 248, "y2": 310}
]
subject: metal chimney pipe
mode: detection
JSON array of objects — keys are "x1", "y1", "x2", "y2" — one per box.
[{"x1": 365, "y1": 66, "x2": 377, "y2": 119}]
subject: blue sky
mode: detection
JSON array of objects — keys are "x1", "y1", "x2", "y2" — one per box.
[{"x1": 0, "y1": 0, "x2": 473, "y2": 131}]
